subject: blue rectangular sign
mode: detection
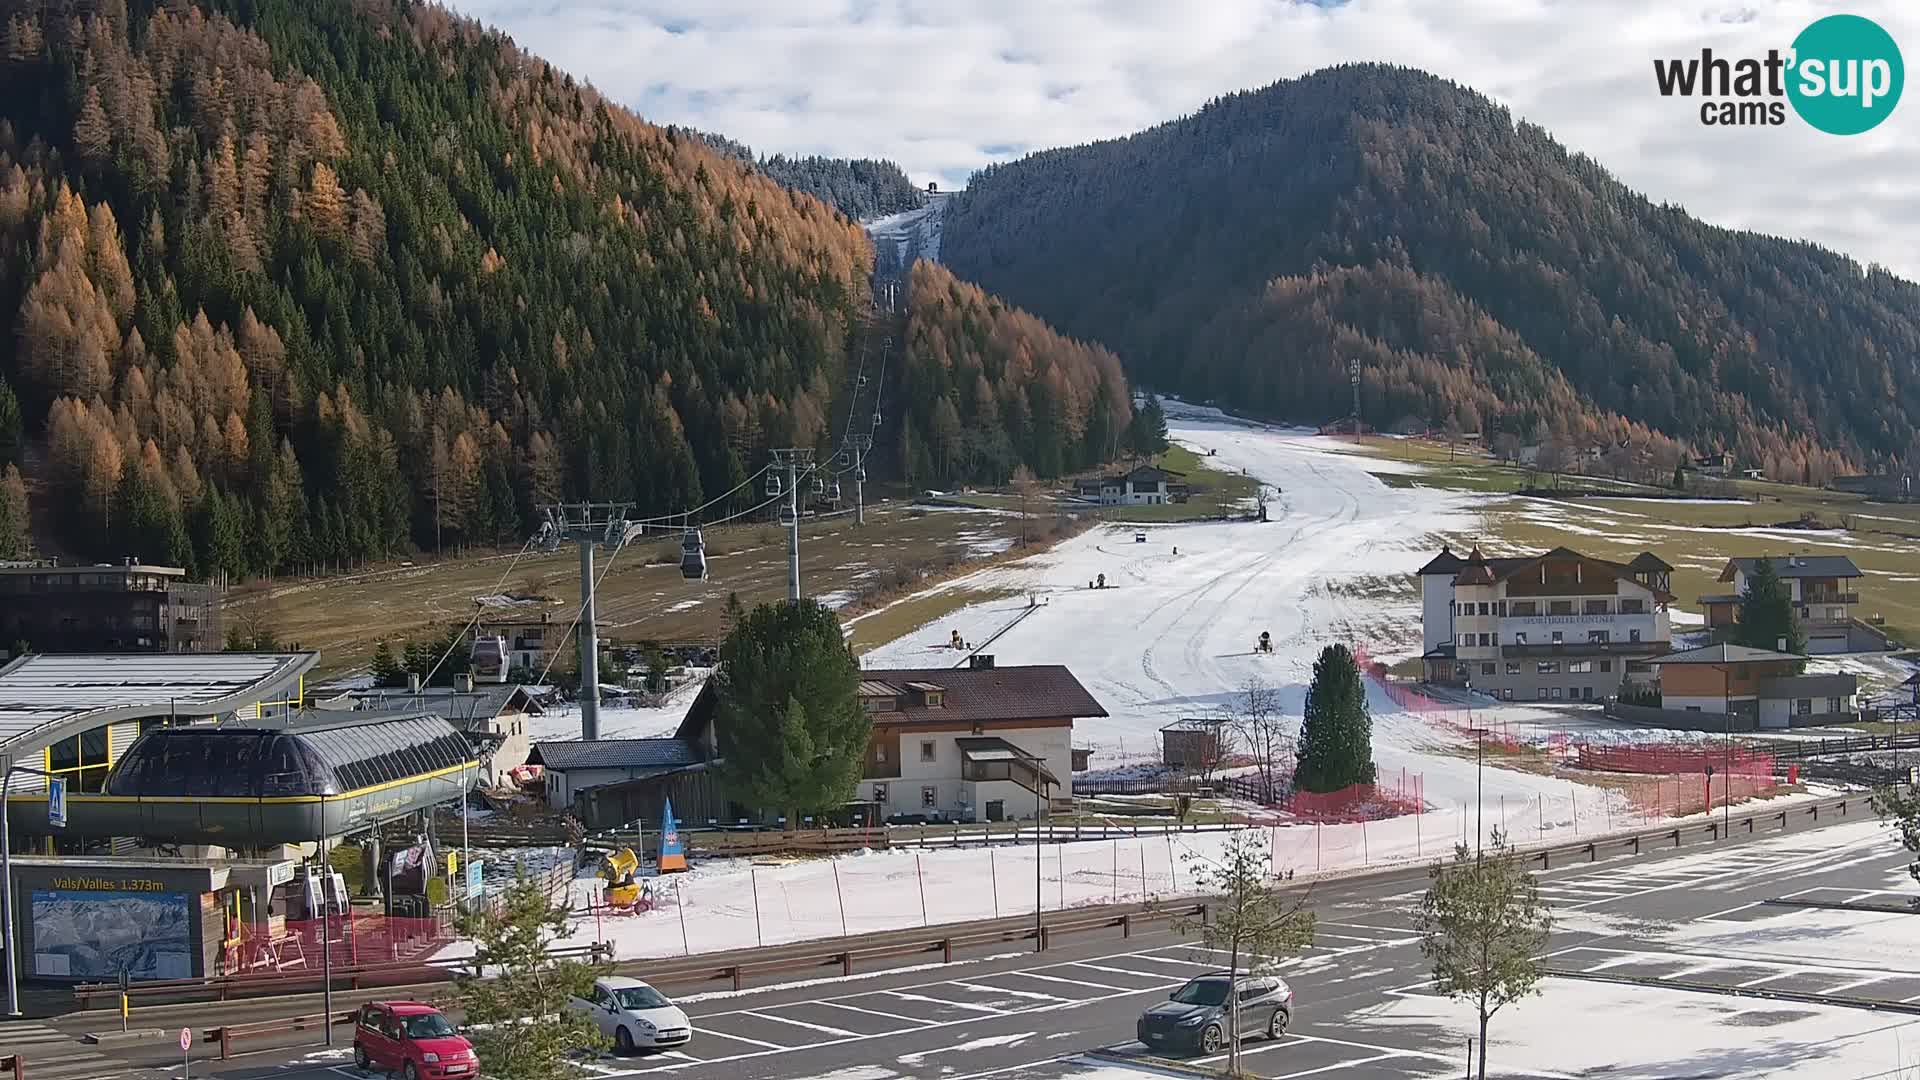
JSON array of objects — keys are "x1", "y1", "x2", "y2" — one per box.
[{"x1": 47, "y1": 776, "x2": 66, "y2": 829}]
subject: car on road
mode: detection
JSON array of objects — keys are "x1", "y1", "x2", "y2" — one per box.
[
  {"x1": 352, "y1": 1001, "x2": 477, "y2": 1079},
  {"x1": 1136, "y1": 971, "x2": 1292, "y2": 1055},
  {"x1": 569, "y1": 975, "x2": 694, "y2": 1053}
]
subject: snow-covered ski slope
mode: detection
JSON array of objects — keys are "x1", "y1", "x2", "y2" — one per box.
[
  {"x1": 861, "y1": 403, "x2": 1615, "y2": 812},
  {"x1": 866, "y1": 192, "x2": 948, "y2": 280}
]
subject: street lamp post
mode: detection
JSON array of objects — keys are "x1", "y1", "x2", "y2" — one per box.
[
  {"x1": 2, "y1": 756, "x2": 58, "y2": 1017},
  {"x1": 1474, "y1": 726, "x2": 1485, "y2": 858}
]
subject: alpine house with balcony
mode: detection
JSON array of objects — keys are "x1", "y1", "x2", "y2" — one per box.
[
  {"x1": 1418, "y1": 545, "x2": 1675, "y2": 701},
  {"x1": 1698, "y1": 555, "x2": 1893, "y2": 654}
]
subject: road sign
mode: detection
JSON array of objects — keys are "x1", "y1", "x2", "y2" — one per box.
[
  {"x1": 47, "y1": 776, "x2": 66, "y2": 829},
  {"x1": 180, "y1": 1026, "x2": 192, "y2": 1051}
]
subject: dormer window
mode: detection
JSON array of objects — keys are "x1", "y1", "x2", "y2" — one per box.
[{"x1": 904, "y1": 681, "x2": 946, "y2": 707}]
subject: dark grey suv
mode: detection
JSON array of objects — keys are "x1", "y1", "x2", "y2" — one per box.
[{"x1": 1136, "y1": 971, "x2": 1293, "y2": 1055}]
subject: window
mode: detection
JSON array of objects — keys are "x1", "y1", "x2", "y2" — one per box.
[
  {"x1": 1459, "y1": 634, "x2": 1470, "y2": 647},
  {"x1": 1481, "y1": 663, "x2": 1496, "y2": 676},
  {"x1": 1685, "y1": 706, "x2": 1701, "y2": 713},
  {"x1": 1581, "y1": 686, "x2": 1594, "y2": 700},
  {"x1": 1506, "y1": 662, "x2": 1521, "y2": 675},
  {"x1": 1568, "y1": 660, "x2": 1593, "y2": 674},
  {"x1": 874, "y1": 743, "x2": 889, "y2": 764},
  {"x1": 1629, "y1": 629, "x2": 1642, "y2": 643},
  {"x1": 1599, "y1": 660, "x2": 1613, "y2": 673},
  {"x1": 1538, "y1": 688, "x2": 1549, "y2": 701},
  {"x1": 1588, "y1": 630, "x2": 1610, "y2": 644},
  {"x1": 1549, "y1": 600, "x2": 1574, "y2": 615},
  {"x1": 1827, "y1": 697, "x2": 1843, "y2": 714},
  {"x1": 1620, "y1": 599, "x2": 1645, "y2": 614},
  {"x1": 1495, "y1": 602, "x2": 1507, "y2": 617},
  {"x1": 1502, "y1": 688, "x2": 1515, "y2": 701},
  {"x1": 1550, "y1": 687, "x2": 1563, "y2": 700},
  {"x1": 1477, "y1": 602, "x2": 1490, "y2": 616},
  {"x1": 920, "y1": 740, "x2": 937, "y2": 763},
  {"x1": 1551, "y1": 631, "x2": 1564, "y2": 644},
  {"x1": 921, "y1": 785, "x2": 938, "y2": 808},
  {"x1": 1514, "y1": 632, "x2": 1528, "y2": 645},
  {"x1": 1510, "y1": 601, "x2": 1538, "y2": 616},
  {"x1": 1478, "y1": 633, "x2": 1491, "y2": 647},
  {"x1": 1584, "y1": 599, "x2": 1610, "y2": 615},
  {"x1": 1795, "y1": 698, "x2": 1813, "y2": 716},
  {"x1": 1537, "y1": 661, "x2": 1560, "y2": 674},
  {"x1": 1828, "y1": 607, "x2": 1844, "y2": 621},
  {"x1": 872, "y1": 783, "x2": 889, "y2": 802},
  {"x1": 1800, "y1": 607, "x2": 1811, "y2": 619}
]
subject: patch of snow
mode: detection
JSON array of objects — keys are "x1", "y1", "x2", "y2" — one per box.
[
  {"x1": 665, "y1": 599, "x2": 702, "y2": 613},
  {"x1": 898, "y1": 1031, "x2": 1034, "y2": 1064}
]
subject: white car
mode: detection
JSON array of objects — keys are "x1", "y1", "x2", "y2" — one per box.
[{"x1": 569, "y1": 976, "x2": 693, "y2": 1054}]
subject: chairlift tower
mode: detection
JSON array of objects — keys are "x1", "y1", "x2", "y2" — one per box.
[
  {"x1": 535, "y1": 502, "x2": 633, "y2": 742},
  {"x1": 770, "y1": 449, "x2": 816, "y2": 602},
  {"x1": 850, "y1": 434, "x2": 874, "y2": 527}
]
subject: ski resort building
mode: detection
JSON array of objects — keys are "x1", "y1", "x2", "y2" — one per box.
[
  {"x1": 1697, "y1": 555, "x2": 1892, "y2": 654},
  {"x1": 1075, "y1": 465, "x2": 1187, "y2": 506},
  {"x1": 1418, "y1": 545, "x2": 1675, "y2": 701},
  {"x1": 0, "y1": 559, "x2": 221, "y2": 655}
]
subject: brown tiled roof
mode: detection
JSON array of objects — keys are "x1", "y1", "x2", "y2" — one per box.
[
  {"x1": 857, "y1": 664, "x2": 1108, "y2": 725},
  {"x1": 678, "y1": 664, "x2": 1107, "y2": 741}
]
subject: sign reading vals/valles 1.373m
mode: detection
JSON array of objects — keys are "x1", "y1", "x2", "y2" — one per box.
[{"x1": 1654, "y1": 14, "x2": 1904, "y2": 133}]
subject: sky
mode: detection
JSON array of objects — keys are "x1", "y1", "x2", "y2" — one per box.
[{"x1": 451, "y1": 1, "x2": 1920, "y2": 278}]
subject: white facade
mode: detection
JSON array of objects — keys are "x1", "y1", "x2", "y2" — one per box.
[
  {"x1": 865, "y1": 725, "x2": 1072, "y2": 823},
  {"x1": 1420, "y1": 570, "x2": 1456, "y2": 654}
]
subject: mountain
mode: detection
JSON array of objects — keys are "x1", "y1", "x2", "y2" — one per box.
[
  {"x1": 682, "y1": 128, "x2": 928, "y2": 220},
  {"x1": 942, "y1": 63, "x2": 1920, "y2": 482},
  {"x1": 0, "y1": 0, "x2": 1114, "y2": 573},
  {"x1": 897, "y1": 260, "x2": 1130, "y2": 488}
]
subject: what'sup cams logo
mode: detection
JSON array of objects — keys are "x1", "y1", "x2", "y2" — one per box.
[{"x1": 1654, "y1": 14, "x2": 1903, "y2": 134}]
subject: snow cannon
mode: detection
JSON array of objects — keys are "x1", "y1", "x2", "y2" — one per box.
[
  {"x1": 601, "y1": 847, "x2": 643, "y2": 909},
  {"x1": 1258, "y1": 631, "x2": 1273, "y2": 654}
]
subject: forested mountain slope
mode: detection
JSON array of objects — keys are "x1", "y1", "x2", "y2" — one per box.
[
  {"x1": 684, "y1": 128, "x2": 927, "y2": 221},
  {"x1": 942, "y1": 63, "x2": 1920, "y2": 482},
  {"x1": 0, "y1": 0, "x2": 1112, "y2": 572},
  {"x1": 897, "y1": 260, "x2": 1130, "y2": 488}
]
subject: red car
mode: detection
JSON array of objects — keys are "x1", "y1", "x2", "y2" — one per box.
[{"x1": 353, "y1": 1001, "x2": 478, "y2": 1079}]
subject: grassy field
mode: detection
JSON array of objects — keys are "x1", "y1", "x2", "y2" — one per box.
[
  {"x1": 230, "y1": 501, "x2": 1030, "y2": 677},
  {"x1": 1339, "y1": 437, "x2": 1920, "y2": 650}
]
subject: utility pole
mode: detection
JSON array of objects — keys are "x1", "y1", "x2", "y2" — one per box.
[
  {"x1": 535, "y1": 503, "x2": 634, "y2": 741},
  {"x1": 1349, "y1": 358, "x2": 1362, "y2": 434},
  {"x1": 770, "y1": 450, "x2": 814, "y2": 602},
  {"x1": 851, "y1": 434, "x2": 872, "y2": 527}
]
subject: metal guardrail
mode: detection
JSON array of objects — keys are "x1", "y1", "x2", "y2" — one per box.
[
  {"x1": 1757, "y1": 732, "x2": 1920, "y2": 762},
  {"x1": 72, "y1": 943, "x2": 613, "y2": 1010},
  {"x1": 64, "y1": 794, "x2": 1869, "y2": 1023},
  {"x1": 631, "y1": 901, "x2": 1209, "y2": 992},
  {"x1": 207, "y1": 1010, "x2": 356, "y2": 1060}
]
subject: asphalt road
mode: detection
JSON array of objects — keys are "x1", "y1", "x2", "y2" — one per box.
[{"x1": 11, "y1": 804, "x2": 1910, "y2": 1080}]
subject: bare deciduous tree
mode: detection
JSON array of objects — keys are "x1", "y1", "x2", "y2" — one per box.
[{"x1": 1230, "y1": 675, "x2": 1288, "y2": 804}]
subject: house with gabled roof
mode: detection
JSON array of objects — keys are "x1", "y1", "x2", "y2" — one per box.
[
  {"x1": 1698, "y1": 554, "x2": 1891, "y2": 654},
  {"x1": 1416, "y1": 545, "x2": 1675, "y2": 701}
]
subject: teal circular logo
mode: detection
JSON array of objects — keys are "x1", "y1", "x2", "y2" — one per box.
[{"x1": 1787, "y1": 14, "x2": 1903, "y2": 135}]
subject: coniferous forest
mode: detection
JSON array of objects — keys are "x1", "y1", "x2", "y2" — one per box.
[
  {"x1": 942, "y1": 64, "x2": 1920, "y2": 482},
  {"x1": 0, "y1": 0, "x2": 1117, "y2": 571}
]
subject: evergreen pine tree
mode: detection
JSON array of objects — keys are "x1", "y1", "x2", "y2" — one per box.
[
  {"x1": 711, "y1": 599, "x2": 870, "y2": 821},
  {"x1": 1294, "y1": 643, "x2": 1376, "y2": 793},
  {"x1": 370, "y1": 639, "x2": 403, "y2": 687},
  {"x1": 1672, "y1": 462, "x2": 1686, "y2": 490},
  {"x1": 0, "y1": 376, "x2": 22, "y2": 468},
  {"x1": 1734, "y1": 557, "x2": 1807, "y2": 655}
]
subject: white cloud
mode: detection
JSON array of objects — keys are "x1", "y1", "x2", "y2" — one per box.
[{"x1": 451, "y1": 0, "x2": 1920, "y2": 277}]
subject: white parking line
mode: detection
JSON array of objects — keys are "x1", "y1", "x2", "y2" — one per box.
[
  {"x1": 1126, "y1": 953, "x2": 1223, "y2": 969},
  {"x1": 1736, "y1": 971, "x2": 1799, "y2": 988},
  {"x1": 739, "y1": 1010, "x2": 860, "y2": 1037},
  {"x1": 950, "y1": 981, "x2": 1068, "y2": 1003},
  {"x1": 1268, "y1": 1051, "x2": 1405, "y2": 1078},
  {"x1": 1070, "y1": 961, "x2": 1186, "y2": 980},
  {"x1": 815, "y1": 999, "x2": 931, "y2": 1025},
  {"x1": 692, "y1": 1028, "x2": 791, "y2": 1051},
  {"x1": 884, "y1": 990, "x2": 1004, "y2": 1013},
  {"x1": 1822, "y1": 976, "x2": 1885, "y2": 995},
  {"x1": 1013, "y1": 970, "x2": 1134, "y2": 993}
]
